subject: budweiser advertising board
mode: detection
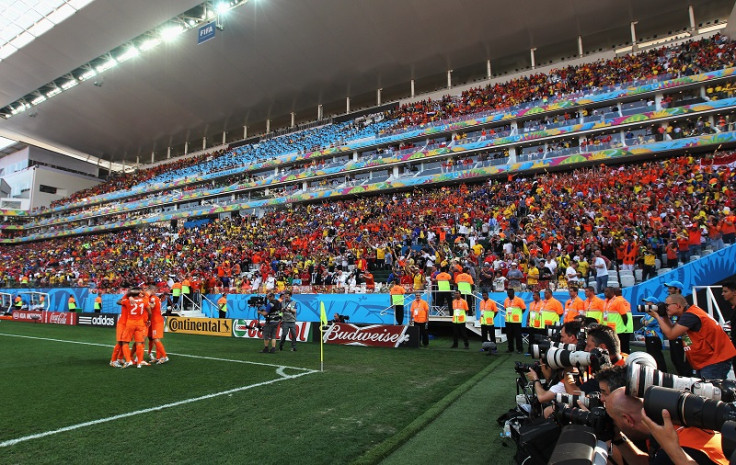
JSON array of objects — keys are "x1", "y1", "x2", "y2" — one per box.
[
  {"x1": 322, "y1": 323, "x2": 418, "y2": 348},
  {"x1": 232, "y1": 319, "x2": 313, "y2": 341}
]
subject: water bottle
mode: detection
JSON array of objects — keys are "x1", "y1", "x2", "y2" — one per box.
[{"x1": 500, "y1": 422, "x2": 511, "y2": 439}]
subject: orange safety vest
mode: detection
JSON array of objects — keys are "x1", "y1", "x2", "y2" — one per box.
[
  {"x1": 682, "y1": 306, "x2": 736, "y2": 370},
  {"x1": 452, "y1": 298, "x2": 468, "y2": 324}
]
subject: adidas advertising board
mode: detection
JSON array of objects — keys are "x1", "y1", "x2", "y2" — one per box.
[{"x1": 77, "y1": 313, "x2": 118, "y2": 328}]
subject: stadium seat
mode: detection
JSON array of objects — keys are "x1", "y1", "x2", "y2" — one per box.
[{"x1": 620, "y1": 275, "x2": 636, "y2": 288}]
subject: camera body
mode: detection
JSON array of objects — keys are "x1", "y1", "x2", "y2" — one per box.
[
  {"x1": 248, "y1": 295, "x2": 266, "y2": 307},
  {"x1": 515, "y1": 360, "x2": 544, "y2": 380},
  {"x1": 552, "y1": 405, "x2": 614, "y2": 442}
]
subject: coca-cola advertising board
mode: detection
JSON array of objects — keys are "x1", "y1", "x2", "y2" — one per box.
[
  {"x1": 232, "y1": 319, "x2": 313, "y2": 342},
  {"x1": 321, "y1": 323, "x2": 418, "y2": 348},
  {"x1": 10, "y1": 311, "x2": 76, "y2": 325}
]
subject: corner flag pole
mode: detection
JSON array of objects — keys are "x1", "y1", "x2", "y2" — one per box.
[{"x1": 319, "y1": 301, "x2": 327, "y2": 372}]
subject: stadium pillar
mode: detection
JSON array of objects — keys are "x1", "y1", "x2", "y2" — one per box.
[
  {"x1": 410, "y1": 79, "x2": 415, "y2": 97},
  {"x1": 507, "y1": 147, "x2": 517, "y2": 164},
  {"x1": 222, "y1": 131, "x2": 226, "y2": 144},
  {"x1": 202, "y1": 137, "x2": 206, "y2": 150},
  {"x1": 184, "y1": 141, "x2": 189, "y2": 155},
  {"x1": 486, "y1": 60, "x2": 492, "y2": 79},
  {"x1": 243, "y1": 126, "x2": 247, "y2": 139},
  {"x1": 655, "y1": 92, "x2": 663, "y2": 110},
  {"x1": 290, "y1": 112, "x2": 295, "y2": 128},
  {"x1": 393, "y1": 166, "x2": 400, "y2": 178},
  {"x1": 578, "y1": 36, "x2": 584, "y2": 57},
  {"x1": 266, "y1": 119, "x2": 270, "y2": 133},
  {"x1": 318, "y1": 105, "x2": 323, "y2": 120},
  {"x1": 446, "y1": 70, "x2": 452, "y2": 89},
  {"x1": 688, "y1": 5, "x2": 696, "y2": 34},
  {"x1": 353, "y1": 151, "x2": 358, "y2": 162},
  {"x1": 346, "y1": 97, "x2": 351, "y2": 114},
  {"x1": 302, "y1": 181, "x2": 307, "y2": 191},
  {"x1": 530, "y1": 48, "x2": 537, "y2": 69},
  {"x1": 151, "y1": 151, "x2": 154, "y2": 163},
  {"x1": 377, "y1": 88, "x2": 382, "y2": 106},
  {"x1": 630, "y1": 21, "x2": 638, "y2": 51}
]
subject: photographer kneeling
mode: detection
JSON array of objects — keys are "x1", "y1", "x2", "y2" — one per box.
[
  {"x1": 526, "y1": 321, "x2": 583, "y2": 418},
  {"x1": 606, "y1": 387, "x2": 729, "y2": 465},
  {"x1": 258, "y1": 293, "x2": 282, "y2": 354}
]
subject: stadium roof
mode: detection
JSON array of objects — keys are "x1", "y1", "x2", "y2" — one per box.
[{"x1": 0, "y1": 0, "x2": 734, "y2": 167}]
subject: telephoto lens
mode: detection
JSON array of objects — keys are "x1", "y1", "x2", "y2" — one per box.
[
  {"x1": 555, "y1": 393, "x2": 603, "y2": 409},
  {"x1": 644, "y1": 386, "x2": 736, "y2": 430},
  {"x1": 628, "y1": 364, "x2": 736, "y2": 402},
  {"x1": 532, "y1": 341, "x2": 577, "y2": 360}
]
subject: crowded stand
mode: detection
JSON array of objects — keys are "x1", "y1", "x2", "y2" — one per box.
[
  {"x1": 384, "y1": 34, "x2": 736, "y2": 132},
  {"x1": 0, "y1": 150, "x2": 734, "y2": 292},
  {"x1": 23, "y1": 33, "x2": 736, "y2": 223}
]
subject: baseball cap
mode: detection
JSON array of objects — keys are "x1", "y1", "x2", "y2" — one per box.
[
  {"x1": 511, "y1": 262, "x2": 518, "y2": 266},
  {"x1": 641, "y1": 295, "x2": 658, "y2": 303},
  {"x1": 664, "y1": 281, "x2": 684, "y2": 291}
]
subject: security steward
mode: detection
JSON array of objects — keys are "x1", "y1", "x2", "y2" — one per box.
[
  {"x1": 504, "y1": 288, "x2": 526, "y2": 354},
  {"x1": 450, "y1": 290, "x2": 469, "y2": 349},
  {"x1": 94, "y1": 295, "x2": 103, "y2": 313},
  {"x1": 389, "y1": 280, "x2": 406, "y2": 325},
  {"x1": 217, "y1": 294, "x2": 228, "y2": 318},
  {"x1": 478, "y1": 291, "x2": 498, "y2": 344},
  {"x1": 409, "y1": 291, "x2": 429, "y2": 347}
]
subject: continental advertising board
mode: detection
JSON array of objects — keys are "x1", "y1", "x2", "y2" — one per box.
[{"x1": 165, "y1": 316, "x2": 232, "y2": 337}]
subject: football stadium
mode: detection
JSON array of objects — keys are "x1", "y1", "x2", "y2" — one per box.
[{"x1": 2, "y1": 1, "x2": 736, "y2": 464}]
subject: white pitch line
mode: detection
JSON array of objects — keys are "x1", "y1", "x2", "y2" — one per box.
[
  {"x1": 0, "y1": 369, "x2": 317, "y2": 448},
  {"x1": 0, "y1": 332, "x2": 314, "y2": 372}
]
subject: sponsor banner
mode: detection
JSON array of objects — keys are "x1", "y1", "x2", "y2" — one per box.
[
  {"x1": 232, "y1": 319, "x2": 312, "y2": 342},
  {"x1": 321, "y1": 323, "x2": 417, "y2": 348},
  {"x1": 11, "y1": 310, "x2": 44, "y2": 322},
  {"x1": 166, "y1": 316, "x2": 232, "y2": 337},
  {"x1": 44, "y1": 311, "x2": 77, "y2": 326},
  {"x1": 77, "y1": 312, "x2": 118, "y2": 328}
]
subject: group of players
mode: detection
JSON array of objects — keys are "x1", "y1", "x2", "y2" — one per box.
[{"x1": 109, "y1": 285, "x2": 169, "y2": 368}]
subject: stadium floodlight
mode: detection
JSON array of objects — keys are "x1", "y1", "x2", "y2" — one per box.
[
  {"x1": 78, "y1": 69, "x2": 97, "y2": 81},
  {"x1": 139, "y1": 38, "x2": 161, "y2": 51},
  {"x1": 61, "y1": 79, "x2": 78, "y2": 90},
  {"x1": 160, "y1": 25, "x2": 184, "y2": 42},
  {"x1": 216, "y1": 2, "x2": 230, "y2": 14},
  {"x1": 31, "y1": 95, "x2": 47, "y2": 105},
  {"x1": 96, "y1": 58, "x2": 117, "y2": 72},
  {"x1": 116, "y1": 46, "x2": 139, "y2": 62},
  {"x1": 46, "y1": 87, "x2": 62, "y2": 98}
]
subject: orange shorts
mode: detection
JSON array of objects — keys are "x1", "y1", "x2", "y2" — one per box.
[
  {"x1": 116, "y1": 321, "x2": 126, "y2": 341},
  {"x1": 148, "y1": 321, "x2": 164, "y2": 339},
  {"x1": 122, "y1": 320, "x2": 147, "y2": 343}
]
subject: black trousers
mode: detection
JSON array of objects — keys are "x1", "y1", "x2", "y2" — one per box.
[
  {"x1": 417, "y1": 322, "x2": 429, "y2": 347},
  {"x1": 669, "y1": 338, "x2": 693, "y2": 375},
  {"x1": 394, "y1": 305, "x2": 404, "y2": 325},
  {"x1": 506, "y1": 322, "x2": 523, "y2": 352},
  {"x1": 644, "y1": 336, "x2": 668, "y2": 371},
  {"x1": 452, "y1": 323, "x2": 468, "y2": 347},
  {"x1": 481, "y1": 324, "x2": 496, "y2": 343},
  {"x1": 619, "y1": 332, "x2": 631, "y2": 355}
]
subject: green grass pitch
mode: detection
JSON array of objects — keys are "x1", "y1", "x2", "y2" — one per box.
[{"x1": 0, "y1": 322, "x2": 520, "y2": 465}]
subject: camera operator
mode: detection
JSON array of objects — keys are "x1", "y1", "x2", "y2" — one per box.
[
  {"x1": 258, "y1": 293, "x2": 282, "y2": 354},
  {"x1": 526, "y1": 320, "x2": 582, "y2": 417},
  {"x1": 606, "y1": 387, "x2": 729, "y2": 465},
  {"x1": 722, "y1": 281, "x2": 736, "y2": 373},
  {"x1": 279, "y1": 290, "x2": 298, "y2": 351},
  {"x1": 579, "y1": 325, "x2": 624, "y2": 394},
  {"x1": 664, "y1": 281, "x2": 693, "y2": 376},
  {"x1": 650, "y1": 294, "x2": 736, "y2": 380}
]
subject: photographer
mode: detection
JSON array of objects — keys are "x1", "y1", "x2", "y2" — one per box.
[
  {"x1": 279, "y1": 291, "x2": 297, "y2": 351},
  {"x1": 606, "y1": 387, "x2": 728, "y2": 465},
  {"x1": 579, "y1": 325, "x2": 624, "y2": 394},
  {"x1": 258, "y1": 293, "x2": 282, "y2": 354},
  {"x1": 650, "y1": 294, "x2": 736, "y2": 380}
]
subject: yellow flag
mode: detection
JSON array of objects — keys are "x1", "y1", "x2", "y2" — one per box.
[{"x1": 320, "y1": 301, "x2": 328, "y2": 327}]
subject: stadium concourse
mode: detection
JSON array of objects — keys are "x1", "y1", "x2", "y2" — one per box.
[{"x1": 0, "y1": 151, "x2": 734, "y2": 291}]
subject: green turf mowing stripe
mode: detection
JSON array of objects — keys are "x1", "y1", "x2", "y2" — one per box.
[{"x1": 349, "y1": 355, "x2": 508, "y2": 465}]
